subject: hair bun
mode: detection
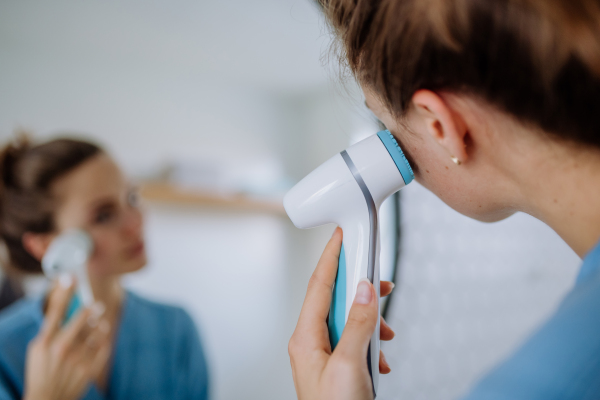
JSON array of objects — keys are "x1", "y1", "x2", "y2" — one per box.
[{"x1": 0, "y1": 132, "x2": 31, "y2": 195}]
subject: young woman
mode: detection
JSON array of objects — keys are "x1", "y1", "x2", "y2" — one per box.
[
  {"x1": 0, "y1": 136, "x2": 209, "y2": 400},
  {"x1": 289, "y1": 1, "x2": 600, "y2": 399}
]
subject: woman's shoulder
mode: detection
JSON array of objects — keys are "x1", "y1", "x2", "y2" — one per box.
[
  {"x1": 0, "y1": 298, "x2": 42, "y2": 342},
  {"x1": 0, "y1": 298, "x2": 41, "y2": 383}
]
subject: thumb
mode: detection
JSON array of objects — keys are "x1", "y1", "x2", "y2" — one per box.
[{"x1": 334, "y1": 279, "x2": 378, "y2": 362}]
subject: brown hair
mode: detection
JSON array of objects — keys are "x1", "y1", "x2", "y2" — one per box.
[
  {"x1": 0, "y1": 134, "x2": 101, "y2": 273},
  {"x1": 322, "y1": 0, "x2": 600, "y2": 146}
]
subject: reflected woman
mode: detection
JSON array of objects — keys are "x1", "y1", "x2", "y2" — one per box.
[{"x1": 0, "y1": 135, "x2": 209, "y2": 400}]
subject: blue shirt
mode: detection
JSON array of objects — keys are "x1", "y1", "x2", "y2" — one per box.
[
  {"x1": 0, "y1": 291, "x2": 209, "y2": 400},
  {"x1": 463, "y1": 241, "x2": 600, "y2": 399}
]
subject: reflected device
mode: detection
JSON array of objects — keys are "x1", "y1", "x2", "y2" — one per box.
[
  {"x1": 42, "y1": 229, "x2": 94, "y2": 320},
  {"x1": 283, "y1": 130, "x2": 414, "y2": 395}
]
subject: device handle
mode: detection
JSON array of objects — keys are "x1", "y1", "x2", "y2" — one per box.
[
  {"x1": 63, "y1": 268, "x2": 94, "y2": 322},
  {"x1": 328, "y1": 224, "x2": 380, "y2": 396},
  {"x1": 328, "y1": 244, "x2": 347, "y2": 348}
]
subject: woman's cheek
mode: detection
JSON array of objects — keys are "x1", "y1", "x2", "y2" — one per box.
[
  {"x1": 87, "y1": 233, "x2": 118, "y2": 275},
  {"x1": 411, "y1": 147, "x2": 447, "y2": 187}
]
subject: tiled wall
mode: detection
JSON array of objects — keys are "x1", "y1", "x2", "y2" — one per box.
[{"x1": 378, "y1": 183, "x2": 581, "y2": 400}]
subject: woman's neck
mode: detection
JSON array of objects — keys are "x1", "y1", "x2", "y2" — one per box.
[
  {"x1": 514, "y1": 139, "x2": 600, "y2": 258},
  {"x1": 88, "y1": 275, "x2": 123, "y2": 392},
  {"x1": 89, "y1": 275, "x2": 124, "y2": 319}
]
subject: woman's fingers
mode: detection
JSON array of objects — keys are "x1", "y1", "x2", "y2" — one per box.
[
  {"x1": 89, "y1": 342, "x2": 112, "y2": 381},
  {"x1": 88, "y1": 333, "x2": 112, "y2": 380},
  {"x1": 295, "y1": 228, "x2": 343, "y2": 337},
  {"x1": 380, "y1": 316, "x2": 395, "y2": 341},
  {"x1": 380, "y1": 281, "x2": 395, "y2": 298},
  {"x1": 379, "y1": 350, "x2": 391, "y2": 374},
  {"x1": 39, "y1": 275, "x2": 76, "y2": 343},
  {"x1": 333, "y1": 279, "x2": 378, "y2": 363},
  {"x1": 56, "y1": 305, "x2": 95, "y2": 350},
  {"x1": 76, "y1": 320, "x2": 111, "y2": 376},
  {"x1": 81, "y1": 319, "x2": 109, "y2": 354}
]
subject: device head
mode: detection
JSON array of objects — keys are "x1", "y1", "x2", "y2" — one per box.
[
  {"x1": 41, "y1": 229, "x2": 94, "y2": 278},
  {"x1": 284, "y1": 130, "x2": 414, "y2": 229}
]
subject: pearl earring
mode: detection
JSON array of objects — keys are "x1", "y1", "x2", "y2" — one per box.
[{"x1": 450, "y1": 156, "x2": 461, "y2": 166}]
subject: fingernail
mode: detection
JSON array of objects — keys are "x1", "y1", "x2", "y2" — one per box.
[
  {"x1": 381, "y1": 351, "x2": 390, "y2": 369},
  {"x1": 59, "y1": 273, "x2": 73, "y2": 288},
  {"x1": 355, "y1": 279, "x2": 372, "y2": 304},
  {"x1": 91, "y1": 302, "x2": 105, "y2": 318},
  {"x1": 87, "y1": 302, "x2": 105, "y2": 327},
  {"x1": 389, "y1": 282, "x2": 395, "y2": 290}
]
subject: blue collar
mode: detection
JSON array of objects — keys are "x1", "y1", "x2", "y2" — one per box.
[{"x1": 576, "y1": 240, "x2": 600, "y2": 284}]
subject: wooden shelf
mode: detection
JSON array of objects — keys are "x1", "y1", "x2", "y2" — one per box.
[{"x1": 139, "y1": 182, "x2": 286, "y2": 215}]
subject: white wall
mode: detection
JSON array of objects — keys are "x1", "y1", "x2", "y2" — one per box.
[
  {"x1": 0, "y1": 51, "x2": 283, "y2": 178},
  {"x1": 0, "y1": 0, "x2": 335, "y2": 176}
]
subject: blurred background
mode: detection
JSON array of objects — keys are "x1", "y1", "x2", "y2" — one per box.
[{"x1": 0, "y1": 1, "x2": 582, "y2": 399}]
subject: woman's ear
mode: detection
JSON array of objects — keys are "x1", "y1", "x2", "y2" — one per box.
[
  {"x1": 412, "y1": 90, "x2": 468, "y2": 164},
  {"x1": 22, "y1": 232, "x2": 54, "y2": 262}
]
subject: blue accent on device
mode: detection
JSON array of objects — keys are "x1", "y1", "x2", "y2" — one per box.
[
  {"x1": 329, "y1": 244, "x2": 347, "y2": 349},
  {"x1": 64, "y1": 294, "x2": 82, "y2": 323},
  {"x1": 377, "y1": 130, "x2": 414, "y2": 185}
]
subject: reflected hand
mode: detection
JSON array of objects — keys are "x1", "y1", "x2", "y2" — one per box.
[
  {"x1": 24, "y1": 277, "x2": 112, "y2": 400},
  {"x1": 289, "y1": 227, "x2": 395, "y2": 400}
]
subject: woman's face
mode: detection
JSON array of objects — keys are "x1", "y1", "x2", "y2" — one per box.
[
  {"x1": 51, "y1": 153, "x2": 146, "y2": 278},
  {"x1": 363, "y1": 88, "x2": 518, "y2": 223}
]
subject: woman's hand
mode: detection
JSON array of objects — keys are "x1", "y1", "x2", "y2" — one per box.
[
  {"x1": 23, "y1": 276, "x2": 112, "y2": 400},
  {"x1": 289, "y1": 227, "x2": 395, "y2": 400}
]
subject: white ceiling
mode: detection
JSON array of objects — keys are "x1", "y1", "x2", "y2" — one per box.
[{"x1": 0, "y1": 0, "x2": 334, "y2": 94}]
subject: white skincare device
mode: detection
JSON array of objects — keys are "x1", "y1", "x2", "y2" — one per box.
[
  {"x1": 284, "y1": 130, "x2": 414, "y2": 395},
  {"x1": 42, "y1": 229, "x2": 94, "y2": 319}
]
